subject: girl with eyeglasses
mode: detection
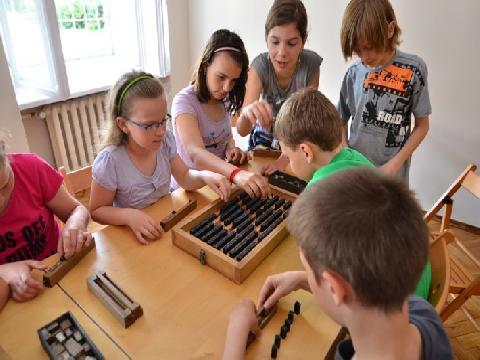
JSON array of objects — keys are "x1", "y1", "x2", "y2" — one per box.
[
  {"x1": 172, "y1": 29, "x2": 271, "y2": 199},
  {"x1": 89, "y1": 71, "x2": 231, "y2": 245}
]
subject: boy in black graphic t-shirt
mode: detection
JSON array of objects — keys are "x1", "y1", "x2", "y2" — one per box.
[{"x1": 337, "y1": 0, "x2": 431, "y2": 184}]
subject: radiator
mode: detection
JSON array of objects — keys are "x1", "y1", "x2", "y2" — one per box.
[{"x1": 44, "y1": 93, "x2": 106, "y2": 172}]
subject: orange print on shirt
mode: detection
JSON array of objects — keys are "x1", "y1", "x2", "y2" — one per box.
[{"x1": 363, "y1": 64, "x2": 414, "y2": 94}]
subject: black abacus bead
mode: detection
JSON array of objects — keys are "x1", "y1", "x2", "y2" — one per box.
[
  {"x1": 220, "y1": 205, "x2": 239, "y2": 221},
  {"x1": 271, "y1": 344, "x2": 278, "y2": 359},
  {"x1": 232, "y1": 213, "x2": 249, "y2": 228},
  {"x1": 200, "y1": 224, "x2": 222, "y2": 242},
  {"x1": 240, "y1": 192, "x2": 250, "y2": 201},
  {"x1": 248, "y1": 201, "x2": 263, "y2": 214},
  {"x1": 195, "y1": 223, "x2": 214, "y2": 239},
  {"x1": 282, "y1": 201, "x2": 292, "y2": 210},
  {"x1": 229, "y1": 232, "x2": 256, "y2": 258},
  {"x1": 207, "y1": 229, "x2": 227, "y2": 246},
  {"x1": 222, "y1": 235, "x2": 241, "y2": 254},
  {"x1": 214, "y1": 231, "x2": 236, "y2": 250},
  {"x1": 190, "y1": 214, "x2": 215, "y2": 235},
  {"x1": 255, "y1": 208, "x2": 273, "y2": 226},
  {"x1": 236, "y1": 217, "x2": 252, "y2": 233},
  {"x1": 294, "y1": 301, "x2": 301, "y2": 314},
  {"x1": 260, "y1": 210, "x2": 281, "y2": 231},
  {"x1": 223, "y1": 208, "x2": 245, "y2": 225},
  {"x1": 274, "y1": 199, "x2": 285, "y2": 209},
  {"x1": 236, "y1": 224, "x2": 254, "y2": 239},
  {"x1": 280, "y1": 326, "x2": 287, "y2": 339},
  {"x1": 288, "y1": 310, "x2": 294, "y2": 323},
  {"x1": 235, "y1": 241, "x2": 257, "y2": 261},
  {"x1": 274, "y1": 334, "x2": 281, "y2": 348},
  {"x1": 245, "y1": 197, "x2": 259, "y2": 209}
]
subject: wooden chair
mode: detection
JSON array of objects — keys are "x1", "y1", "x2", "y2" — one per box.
[
  {"x1": 424, "y1": 163, "x2": 480, "y2": 322},
  {"x1": 428, "y1": 230, "x2": 452, "y2": 314},
  {"x1": 58, "y1": 165, "x2": 92, "y2": 196}
]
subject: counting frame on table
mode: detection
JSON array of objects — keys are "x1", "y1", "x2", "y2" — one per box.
[{"x1": 172, "y1": 187, "x2": 295, "y2": 284}]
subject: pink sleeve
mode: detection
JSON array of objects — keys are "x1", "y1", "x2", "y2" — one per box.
[{"x1": 28, "y1": 154, "x2": 64, "y2": 203}]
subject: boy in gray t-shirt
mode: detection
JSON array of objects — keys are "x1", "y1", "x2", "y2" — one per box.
[{"x1": 337, "y1": 0, "x2": 431, "y2": 184}]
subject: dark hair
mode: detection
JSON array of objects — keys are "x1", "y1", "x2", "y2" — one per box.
[
  {"x1": 265, "y1": 0, "x2": 308, "y2": 43},
  {"x1": 340, "y1": 0, "x2": 401, "y2": 60},
  {"x1": 274, "y1": 88, "x2": 342, "y2": 151},
  {"x1": 191, "y1": 29, "x2": 249, "y2": 115},
  {"x1": 104, "y1": 70, "x2": 164, "y2": 147},
  {"x1": 288, "y1": 167, "x2": 429, "y2": 313}
]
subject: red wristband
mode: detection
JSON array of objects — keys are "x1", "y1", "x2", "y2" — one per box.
[{"x1": 229, "y1": 168, "x2": 241, "y2": 183}]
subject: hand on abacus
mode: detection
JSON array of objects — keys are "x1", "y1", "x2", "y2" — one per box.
[
  {"x1": 200, "y1": 170, "x2": 232, "y2": 201},
  {"x1": 58, "y1": 228, "x2": 93, "y2": 259},
  {"x1": 225, "y1": 147, "x2": 249, "y2": 166},
  {"x1": 233, "y1": 170, "x2": 271, "y2": 199},
  {"x1": 257, "y1": 271, "x2": 309, "y2": 310},
  {"x1": 126, "y1": 209, "x2": 164, "y2": 245}
]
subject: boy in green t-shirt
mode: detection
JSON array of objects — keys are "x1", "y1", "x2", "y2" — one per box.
[
  {"x1": 274, "y1": 87, "x2": 374, "y2": 185},
  {"x1": 273, "y1": 88, "x2": 430, "y2": 299}
]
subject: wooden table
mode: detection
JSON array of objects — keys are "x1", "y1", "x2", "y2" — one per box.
[
  {"x1": 0, "y1": 160, "x2": 340, "y2": 359},
  {"x1": 0, "y1": 278, "x2": 128, "y2": 359}
]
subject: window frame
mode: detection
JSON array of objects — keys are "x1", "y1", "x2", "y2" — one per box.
[{"x1": 0, "y1": 0, "x2": 170, "y2": 110}]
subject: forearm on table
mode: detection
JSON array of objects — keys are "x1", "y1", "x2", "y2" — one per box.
[
  {"x1": 91, "y1": 206, "x2": 136, "y2": 226},
  {"x1": 223, "y1": 324, "x2": 249, "y2": 360},
  {"x1": 190, "y1": 147, "x2": 238, "y2": 177}
]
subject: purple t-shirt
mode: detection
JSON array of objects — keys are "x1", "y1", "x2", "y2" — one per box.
[
  {"x1": 171, "y1": 85, "x2": 232, "y2": 169},
  {"x1": 92, "y1": 130, "x2": 177, "y2": 209}
]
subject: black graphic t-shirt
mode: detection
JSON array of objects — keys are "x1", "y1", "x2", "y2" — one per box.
[
  {"x1": 0, "y1": 154, "x2": 63, "y2": 264},
  {"x1": 337, "y1": 50, "x2": 431, "y2": 183}
]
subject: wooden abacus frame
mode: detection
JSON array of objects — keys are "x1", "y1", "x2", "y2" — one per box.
[{"x1": 172, "y1": 187, "x2": 296, "y2": 284}]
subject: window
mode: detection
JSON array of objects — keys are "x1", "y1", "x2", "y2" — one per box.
[{"x1": 0, "y1": 0, "x2": 170, "y2": 109}]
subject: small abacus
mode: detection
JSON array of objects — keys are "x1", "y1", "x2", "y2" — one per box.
[{"x1": 172, "y1": 187, "x2": 295, "y2": 284}]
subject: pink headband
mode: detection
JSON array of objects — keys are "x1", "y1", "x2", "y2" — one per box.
[{"x1": 214, "y1": 46, "x2": 241, "y2": 53}]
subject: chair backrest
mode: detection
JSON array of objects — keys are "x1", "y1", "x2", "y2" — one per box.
[
  {"x1": 58, "y1": 165, "x2": 92, "y2": 195},
  {"x1": 424, "y1": 164, "x2": 478, "y2": 229},
  {"x1": 428, "y1": 231, "x2": 452, "y2": 314}
]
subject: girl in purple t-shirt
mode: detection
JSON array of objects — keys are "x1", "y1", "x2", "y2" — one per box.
[
  {"x1": 90, "y1": 71, "x2": 231, "y2": 245},
  {"x1": 172, "y1": 29, "x2": 270, "y2": 199}
]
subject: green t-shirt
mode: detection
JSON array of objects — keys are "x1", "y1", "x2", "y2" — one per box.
[
  {"x1": 307, "y1": 147, "x2": 375, "y2": 187},
  {"x1": 306, "y1": 147, "x2": 431, "y2": 300}
]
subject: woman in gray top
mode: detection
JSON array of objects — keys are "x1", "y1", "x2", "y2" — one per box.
[{"x1": 236, "y1": 0, "x2": 322, "y2": 175}]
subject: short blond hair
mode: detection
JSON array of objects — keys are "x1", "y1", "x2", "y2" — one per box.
[{"x1": 340, "y1": 0, "x2": 401, "y2": 60}]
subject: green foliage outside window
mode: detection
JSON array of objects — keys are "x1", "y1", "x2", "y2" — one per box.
[{"x1": 57, "y1": 0, "x2": 104, "y2": 31}]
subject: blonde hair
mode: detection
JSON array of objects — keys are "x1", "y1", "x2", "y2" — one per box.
[
  {"x1": 0, "y1": 141, "x2": 6, "y2": 170},
  {"x1": 0, "y1": 132, "x2": 10, "y2": 170},
  {"x1": 340, "y1": 0, "x2": 401, "y2": 60},
  {"x1": 101, "y1": 70, "x2": 165, "y2": 149}
]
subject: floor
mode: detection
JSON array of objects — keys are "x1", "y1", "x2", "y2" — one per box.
[{"x1": 435, "y1": 223, "x2": 480, "y2": 359}]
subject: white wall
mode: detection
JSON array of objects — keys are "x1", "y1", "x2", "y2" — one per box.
[
  {"x1": 166, "y1": 0, "x2": 192, "y2": 99},
  {"x1": 179, "y1": 0, "x2": 480, "y2": 226},
  {"x1": 0, "y1": 37, "x2": 29, "y2": 153}
]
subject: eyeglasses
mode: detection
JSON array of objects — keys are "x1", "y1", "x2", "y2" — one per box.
[{"x1": 125, "y1": 114, "x2": 171, "y2": 131}]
